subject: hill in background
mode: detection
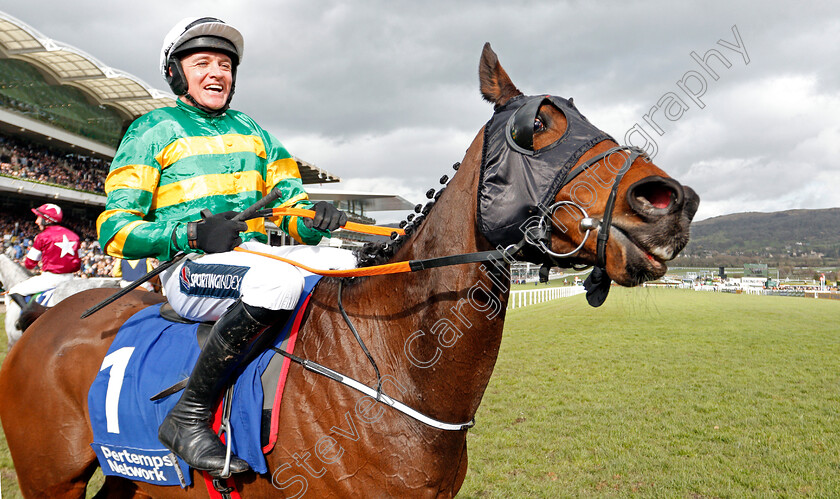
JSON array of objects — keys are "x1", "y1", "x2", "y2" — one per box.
[{"x1": 673, "y1": 207, "x2": 840, "y2": 269}]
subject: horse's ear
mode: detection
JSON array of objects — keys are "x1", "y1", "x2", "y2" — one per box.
[{"x1": 479, "y1": 42, "x2": 521, "y2": 107}]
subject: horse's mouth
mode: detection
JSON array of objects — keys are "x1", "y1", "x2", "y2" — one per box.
[{"x1": 609, "y1": 226, "x2": 670, "y2": 284}]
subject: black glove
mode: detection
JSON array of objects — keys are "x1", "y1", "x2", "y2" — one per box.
[
  {"x1": 304, "y1": 202, "x2": 347, "y2": 232},
  {"x1": 187, "y1": 210, "x2": 247, "y2": 253},
  {"x1": 583, "y1": 265, "x2": 612, "y2": 307}
]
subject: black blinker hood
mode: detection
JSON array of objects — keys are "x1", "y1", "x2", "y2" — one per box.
[{"x1": 477, "y1": 94, "x2": 614, "y2": 248}]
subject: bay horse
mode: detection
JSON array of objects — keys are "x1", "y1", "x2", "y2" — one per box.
[{"x1": 0, "y1": 44, "x2": 699, "y2": 498}]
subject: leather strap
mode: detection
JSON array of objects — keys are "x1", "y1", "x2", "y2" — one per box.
[{"x1": 187, "y1": 222, "x2": 199, "y2": 249}]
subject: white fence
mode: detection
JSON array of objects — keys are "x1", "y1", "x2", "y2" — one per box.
[{"x1": 508, "y1": 286, "x2": 586, "y2": 309}]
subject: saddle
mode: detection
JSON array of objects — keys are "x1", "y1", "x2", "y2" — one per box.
[
  {"x1": 158, "y1": 302, "x2": 213, "y2": 347},
  {"x1": 87, "y1": 276, "x2": 320, "y2": 487}
]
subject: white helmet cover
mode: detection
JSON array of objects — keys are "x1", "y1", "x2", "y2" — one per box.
[{"x1": 160, "y1": 17, "x2": 245, "y2": 83}]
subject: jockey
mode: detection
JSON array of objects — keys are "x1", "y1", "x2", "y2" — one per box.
[
  {"x1": 111, "y1": 257, "x2": 157, "y2": 291},
  {"x1": 5, "y1": 203, "x2": 81, "y2": 344},
  {"x1": 96, "y1": 17, "x2": 356, "y2": 477}
]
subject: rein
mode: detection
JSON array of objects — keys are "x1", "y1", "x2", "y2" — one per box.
[
  {"x1": 230, "y1": 149, "x2": 645, "y2": 429},
  {"x1": 148, "y1": 215, "x2": 526, "y2": 432},
  {"x1": 125, "y1": 146, "x2": 644, "y2": 433},
  {"x1": 259, "y1": 207, "x2": 406, "y2": 237},
  {"x1": 233, "y1": 235, "x2": 529, "y2": 431},
  {"x1": 234, "y1": 207, "x2": 529, "y2": 277},
  {"x1": 232, "y1": 246, "x2": 516, "y2": 277}
]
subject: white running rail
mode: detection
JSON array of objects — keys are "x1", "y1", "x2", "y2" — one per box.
[{"x1": 508, "y1": 286, "x2": 586, "y2": 309}]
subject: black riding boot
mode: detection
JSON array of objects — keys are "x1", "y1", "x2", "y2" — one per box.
[
  {"x1": 158, "y1": 300, "x2": 287, "y2": 476},
  {"x1": 12, "y1": 294, "x2": 48, "y2": 332},
  {"x1": 8, "y1": 293, "x2": 27, "y2": 309}
]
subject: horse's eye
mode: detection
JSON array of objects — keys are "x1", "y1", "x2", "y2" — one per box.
[{"x1": 534, "y1": 116, "x2": 546, "y2": 132}]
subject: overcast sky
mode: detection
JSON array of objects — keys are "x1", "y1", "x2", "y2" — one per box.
[{"x1": 2, "y1": 1, "x2": 838, "y2": 223}]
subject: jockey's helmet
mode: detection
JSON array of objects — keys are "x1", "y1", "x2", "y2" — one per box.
[
  {"x1": 32, "y1": 203, "x2": 62, "y2": 224},
  {"x1": 160, "y1": 17, "x2": 244, "y2": 111}
]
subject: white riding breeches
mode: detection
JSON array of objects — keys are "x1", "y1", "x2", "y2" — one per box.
[
  {"x1": 159, "y1": 240, "x2": 357, "y2": 322},
  {"x1": 4, "y1": 272, "x2": 75, "y2": 347}
]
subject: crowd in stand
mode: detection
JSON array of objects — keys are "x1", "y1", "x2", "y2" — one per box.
[
  {"x1": 0, "y1": 134, "x2": 109, "y2": 194},
  {"x1": 0, "y1": 134, "x2": 116, "y2": 279},
  {"x1": 1, "y1": 211, "x2": 115, "y2": 279}
]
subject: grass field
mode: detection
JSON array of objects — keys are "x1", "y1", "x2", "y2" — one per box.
[
  {"x1": 459, "y1": 287, "x2": 840, "y2": 497},
  {"x1": 2, "y1": 288, "x2": 839, "y2": 497}
]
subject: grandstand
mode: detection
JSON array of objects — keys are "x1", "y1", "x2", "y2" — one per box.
[{"x1": 0, "y1": 10, "x2": 412, "y2": 274}]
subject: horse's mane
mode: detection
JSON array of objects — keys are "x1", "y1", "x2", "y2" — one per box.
[{"x1": 352, "y1": 166, "x2": 456, "y2": 268}]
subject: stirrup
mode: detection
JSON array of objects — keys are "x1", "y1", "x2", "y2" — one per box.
[{"x1": 216, "y1": 384, "x2": 236, "y2": 478}]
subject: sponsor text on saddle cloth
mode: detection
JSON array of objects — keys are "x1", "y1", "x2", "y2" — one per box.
[
  {"x1": 88, "y1": 275, "x2": 321, "y2": 487},
  {"x1": 22, "y1": 289, "x2": 55, "y2": 306}
]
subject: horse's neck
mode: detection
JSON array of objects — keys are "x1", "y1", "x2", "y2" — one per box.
[
  {"x1": 346, "y1": 132, "x2": 509, "y2": 422},
  {"x1": 0, "y1": 255, "x2": 32, "y2": 290}
]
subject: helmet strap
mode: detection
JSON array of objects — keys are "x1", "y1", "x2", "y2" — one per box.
[
  {"x1": 183, "y1": 92, "x2": 231, "y2": 117},
  {"x1": 166, "y1": 58, "x2": 188, "y2": 95}
]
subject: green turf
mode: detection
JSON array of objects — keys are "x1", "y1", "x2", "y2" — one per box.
[
  {"x1": 2, "y1": 288, "x2": 838, "y2": 497},
  {"x1": 0, "y1": 322, "x2": 20, "y2": 499},
  {"x1": 459, "y1": 287, "x2": 840, "y2": 497},
  {"x1": 0, "y1": 318, "x2": 102, "y2": 499}
]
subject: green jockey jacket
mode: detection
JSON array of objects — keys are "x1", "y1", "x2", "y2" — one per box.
[{"x1": 97, "y1": 100, "x2": 326, "y2": 261}]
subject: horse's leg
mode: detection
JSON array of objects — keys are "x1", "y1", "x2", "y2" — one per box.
[
  {"x1": 92, "y1": 476, "x2": 153, "y2": 499},
  {"x1": 0, "y1": 290, "x2": 156, "y2": 498},
  {"x1": 447, "y1": 441, "x2": 469, "y2": 497},
  {"x1": 3, "y1": 294, "x2": 22, "y2": 346}
]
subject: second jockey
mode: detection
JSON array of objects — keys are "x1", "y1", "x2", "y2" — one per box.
[{"x1": 5, "y1": 203, "x2": 81, "y2": 346}]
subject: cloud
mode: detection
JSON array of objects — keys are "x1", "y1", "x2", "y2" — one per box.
[
  {"x1": 2, "y1": 0, "x2": 840, "y2": 224},
  {"x1": 664, "y1": 72, "x2": 840, "y2": 220},
  {"x1": 285, "y1": 125, "x2": 477, "y2": 208}
]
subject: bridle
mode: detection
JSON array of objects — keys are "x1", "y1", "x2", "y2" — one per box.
[
  {"x1": 521, "y1": 145, "x2": 647, "y2": 269},
  {"x1": 476, "y1": 93, "x2": 648, "y2": 289}
]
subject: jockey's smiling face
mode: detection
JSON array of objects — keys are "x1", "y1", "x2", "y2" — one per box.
[{"x1": 177, "y1": 51, "x2": 233, "y2": 111}]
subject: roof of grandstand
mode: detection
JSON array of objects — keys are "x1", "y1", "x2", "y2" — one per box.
[
  {"x1": 0, "y1": 10, "x2": 341, "y2": 183},
  {"x1": 0, "y1": 12, "x2": 174, "y2": 124}
]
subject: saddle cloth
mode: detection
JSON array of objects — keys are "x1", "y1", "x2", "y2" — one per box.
[
  {"x1": 88, "y1": 276, "x2": 321, "y2": 487},
  {"x1": 22, "y1": 289, "x2": 54, "y2": 305}
]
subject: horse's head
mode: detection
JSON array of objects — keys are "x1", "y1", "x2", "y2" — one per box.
[
  {"x1": 477, "y1": 43, "x2": 699, "y2": 298},
  {"x1": 0, "y1": 254, "x2": 32, "y2": 291}
]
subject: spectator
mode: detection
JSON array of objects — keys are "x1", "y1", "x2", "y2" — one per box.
[{"x1": 0, "y1": 134, "x2": 109, "y2": 194}]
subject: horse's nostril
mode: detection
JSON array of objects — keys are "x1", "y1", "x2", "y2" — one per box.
[
  {"x1": 636, "y1": 183, "x2": 674, "y2": 209},
  {"x1": 627, "y1": 176, "x2": 684, "y2": 216}
]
